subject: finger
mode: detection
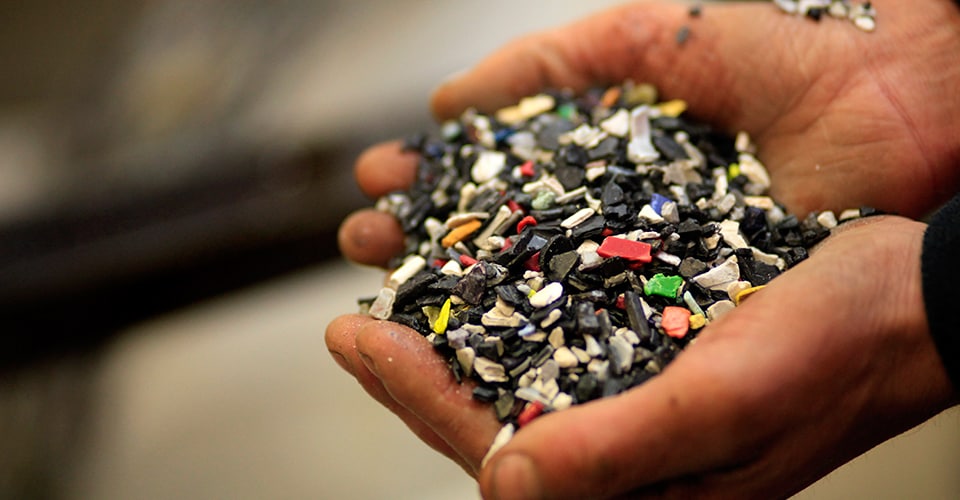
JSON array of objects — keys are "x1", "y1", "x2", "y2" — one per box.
[
  {"x1": 326, "y1": 315, "x2": 475, "y2": 475},
  {"x1": 354, "y1": 320, "x2": 502, "y2": 471},
  {"x1": 477, "y1": 365, "x2": 754, "y2": 500},
  {"x1": 355, "y1": 140, "x2": 419, "y2": 199},
  {"x1": 431, "y1": 2, "x2": 787, "y2": 130},
  {"x1": 337, "y1": 209, "x2": 405, "y2": 267}
]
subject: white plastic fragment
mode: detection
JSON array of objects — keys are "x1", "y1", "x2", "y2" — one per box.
[
  {"x1": 627, "y1": 106, "x2": 660, "y2": 164},
  {"x1": 587, "y1": 359, "x2": 610, "y2": 381},
  {"x1": 753, "y1": 248, "x2": 786, "y2": 270},
  {"x1": 482, "y1": 424, "x2": 516, "y2": 468},
  {"x1": 368, "y1": 287, "x2": 396, "y2": 320},
  {"x1": 716, "y1": 193, "x2": 737, "y2": 215},
  {"x1": 561, "y1": 207, "x2": 596, "y2": 229},
  {"x1": 551, "y1": 392, "x2": 574, "y2": 411},
  {"x1": 584, "y1": 334, "x2": 604, "y2": 357},
  {"x1": 735, "y1": 131, "x2": 755, "y2": 153},
  {"x1": 840, "y1": 208, "x2": 861, "y2": 221},
  {"x1": 817, "y1": 210, "x2": 838, "y2": 229},
  {"x1": 744, "y1": 196, "x2": 776, "y2": 211},
  {"x1": 600, "y1": 108, "x2": 630, "y2": 137},
  {"x1": 553, "y1": 347, "x2": 579, "y2": 368},
  {"x1": 571, "y1": 347, "x2": 591, "y2": 364},
  {"x1": 565, "y1": 124, "x2": 608, "y2": 148},
  {"x1": 530, "y1": 282, "x2": 564, "y2": 308},
  {"x1": 496, "y1": 94, "x2": 556, "y2": 125},
  {"x1": 388, "y1": 255, "x2": 426, "y2": 289},
  {"x1": 638, "y1": 204, "x2": 664, "y2": 223},
  {"x1": 853, "y1": 15, "x2": 876, "y2": 32},
  {"x1": 773, "y1": 0, "x2": 798, "y2": 14},
  {"x1": 656, "y1": 252, "x2": 682, "y2": 266},
  {"x1": 692, "y1": 255, "x2": 741, "y2": 291},
  {"x1": 738, "y1": 153, "x2": 772, "y2": 194},
  {"x1": 661, "y1": 201, "x2": 680, "y2": 224},
  {"x1": 608, "y1": 335, "x2": 634, "y2": 373},
  {"x1": 726, "y1": 281, "x2": 753, "y2": 301},
  {"x1": 440, "y1": 259, "x2": 463, "y2": 276},
  {"x1": 456, "y1": 347, "x2": 476, "y2": 377},
  {"x1": 555, "y1": 186, "x2": 587, "y2": 205},
  {"x1": 481, "y1": 308, "x2": 526, "y2": 328},
  {"x1": 548, "y1": 327, "x2": 565, "y2": 349},
  {"x1": 719, "y1": 220, "x2": 750, "y2": 249},
  {"x1": 475, "y1": 357, "x2": 509, "y2": 383},
  {"x1": 707, "y1": 300, "x2": 736, "y2": 321},
  {"x1": 515, "y1": 387, "x2": 551, "y2": 405},
  {"x1": 828, "y1": 1, "x2": 849, "y2": 18},
  {"x1": 541, "y1": 308, "x2": 563, "y2": 328},
  {"x1": 471, "y1": 151, "x2": 507, "y2": 184},
  {"x1": 444, "y1": 212, "x2": 489, "y2": 228}
]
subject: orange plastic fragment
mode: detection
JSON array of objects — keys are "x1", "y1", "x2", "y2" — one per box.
[
  {"x1": 600, "y1": 87, "x2": 622, "y2": 108},
  {"x1": 441, "y1": 219, "x2": 483, "y2": 248}
]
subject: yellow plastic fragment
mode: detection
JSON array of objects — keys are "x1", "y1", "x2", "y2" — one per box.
[
  {"x1": 441, "y1": 219, "x2": 483, "y2": 248},
  {"x1": 527, "y1": 288, "x2": 537, "y2": 298},
  {"x1": 433, "y1": 298, "x2": 452, "y2": 334},
  {"x1": 734, "y1": 285, "x2": 767, "y2": 305},
  {"x1": 727, "y1": 163, "x2": 741, "y2": 181},
  {"x1": 689, "y1": 313, "x2": 707, "y2": 330},
  {"x1": 657, "y1": 99, "x2": 688, "y2": 118},
  {"x1": 624, "y1": 83, "x2": 658, "y2": 106}
]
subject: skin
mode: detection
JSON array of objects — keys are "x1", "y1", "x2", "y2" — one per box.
[{"x1": 328, "y1": 1, "x2": 960, "y2": 498}]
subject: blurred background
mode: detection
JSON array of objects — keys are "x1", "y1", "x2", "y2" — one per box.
[{"x1": 1, "y1": 1, "x2": 957, "y2": 498}]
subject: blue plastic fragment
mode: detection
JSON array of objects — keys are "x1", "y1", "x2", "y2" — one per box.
[
  {"x1": 651, "y1": 193, "x2": 671, "y2": 215},
  {"x1": 494, "y1": 127, "x2": 515, "y2": 144}
]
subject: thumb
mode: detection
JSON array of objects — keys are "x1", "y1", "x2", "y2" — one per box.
[
  {"x1": 430, "y1": 1, "x2": 788, "y2": 131},
  {"x1": 477, "y1": 351, "x2": 759, "y2": 500}
]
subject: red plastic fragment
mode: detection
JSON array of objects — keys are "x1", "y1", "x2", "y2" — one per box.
[
  {"x1": 520, "y1": 161, "x2": 535, "y2": 177},
  {"x1": 597, "y1": 236, "x2": 653, "y2": 263},
  {"x1": 524, "y1": 251, "x2": 541, "y2": 272},
  {"x1": 517, "y1": 401, "x2": 545, "y2": 427},
  {"x1": 517, "y1": 215, "x2": 538, "y2": 233},
  {"x1": 459, "y1": 254, "x2": 478, "y2": 267},
  {"x1": 661, "y1": 306, "x2": 691, "y2": 338},
  {"x1": 601, "y1": 228, "x2": 615, "y2": 237},
  {"x1": 615, "y1": 294, "x2": 626, "y2": 310},
  {"x1": 506, "y1": 199, "x2": 524, "y2": 214},
  {"x1": 432, "y1": 259, "x2": 447, "y2": 268},
  {"x1": 501, "y1": 238, "x2": 513, "y2": 252}
]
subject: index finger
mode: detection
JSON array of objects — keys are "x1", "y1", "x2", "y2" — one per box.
[{"x1": 430, "y1": 2, "x2": 781, "y2": 127}]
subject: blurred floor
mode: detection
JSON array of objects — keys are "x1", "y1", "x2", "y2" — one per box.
[{"x1": 60, "y1": 260, "x2": 960, "y2": 500}]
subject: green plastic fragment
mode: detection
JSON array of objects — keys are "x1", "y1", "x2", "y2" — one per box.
[
  {"x1": 557, "y1": 103, "x2": 577, "y2": 120},
  {"x1": 531, "y1": 191, "x2": 556, "y2": 210},
  {"x1": 644, "y1": 273, "x2": 684, "y2": 299}
]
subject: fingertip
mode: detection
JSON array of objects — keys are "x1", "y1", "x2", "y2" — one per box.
[
  {"x1": 482, "y1": 453, "x2": 543, "y2": 500},
  {"x1": 355, "y1": 141, "x2": 419, "y2": 199},
  {"x1": 325, "y1": 314, "x2": 375, "y2": 351},
  {"x1": 337, "y1": 209, "x2": 405, "y2": 267}
]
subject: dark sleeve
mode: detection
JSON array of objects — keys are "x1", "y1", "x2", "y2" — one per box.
[{"x1": 922, "y1": 194, "x2": 960, "y2": 390}]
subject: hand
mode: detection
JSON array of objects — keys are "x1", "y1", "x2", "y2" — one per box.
[
  {"x1": 340, "y1": 0, "x2": 960, "y2": 270},
  {"x1": 328, "y1": 0, "x2": 960, "y2": 496},
  {"x1": 330, "y1": 216, "x2": 955, "y2": 498}
]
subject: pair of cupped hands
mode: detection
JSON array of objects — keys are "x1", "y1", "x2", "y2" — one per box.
[{"x1": 328, "y1": 1, "x2": 960, "y2": 498}]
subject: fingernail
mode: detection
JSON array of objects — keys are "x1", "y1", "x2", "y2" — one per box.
[
  {"x1": 329, "y1": 351, "x2": 353, "y2": 375},
  {"x1": 489, "y1": 453, "x2": 542, "y2": 500},
  {"x1": 437, "y1": 67, "x2": 468, "y2": 88},
  {"x1": 357, "y1": 351, "x2": 379, "y2": 377}
]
